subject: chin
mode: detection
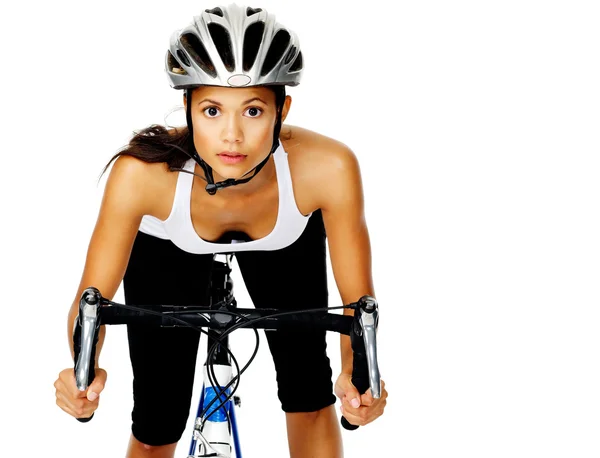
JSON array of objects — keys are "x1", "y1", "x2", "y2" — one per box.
[{"x1": 210, "y1": 162, "x2": 252, "y2": 180}]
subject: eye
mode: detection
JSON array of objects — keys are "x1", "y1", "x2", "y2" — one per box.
[
  {"x1": 203, "y1": 106, "x2": 220, "y2": 117},
  {"x1": 245, "y1": 107, "x2": 263, "y2": 118}
]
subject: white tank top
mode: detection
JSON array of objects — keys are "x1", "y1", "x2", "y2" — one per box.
[{"x1": 138, "y1": 142, "x2": 312, "y2": 254}]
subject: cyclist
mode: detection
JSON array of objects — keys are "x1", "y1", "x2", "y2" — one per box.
[{"x1": 54, "y1": 4, "x2": 387, "y2": 457}]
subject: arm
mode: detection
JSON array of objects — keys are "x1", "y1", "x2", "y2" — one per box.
[
  {"x1": 317, "y1": 144, "x2": 375, "y2": 375},
  {"x1": 67, "y1": 155, "x2": 151, "y2": 367},
  {"x1": 317, "y1": 142, "x2": 387, "y2": 426}
]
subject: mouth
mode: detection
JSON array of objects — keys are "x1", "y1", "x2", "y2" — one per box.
[
  {"x1": 217, "y1": 152, "x2": 247, "y2": 164},
  {"x1": 218, "y1": 152, "x2": 246, "y2": 157}
]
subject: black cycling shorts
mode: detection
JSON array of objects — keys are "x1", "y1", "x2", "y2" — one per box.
[{"x1": 122, "y1": 209, "x2": 337, "y2": 446}]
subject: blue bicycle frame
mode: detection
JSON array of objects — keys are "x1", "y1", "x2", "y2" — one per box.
[{"x1": 188, "y1": 377, "x2": 242, "y2": 457}]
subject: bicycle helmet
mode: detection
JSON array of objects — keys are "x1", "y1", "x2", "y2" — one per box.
[{"x1": 165, "y1": 4, "x2": 304, "y2": 194}]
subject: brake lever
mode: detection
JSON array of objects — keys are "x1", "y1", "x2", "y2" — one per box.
[
  {"x1": 73, "y1": 286, "x2": 102, "y2": 422},
  {"x1": 341, "y1": 295, "x2": 380, "y2": 431},
  {"x1": 359, "y1": 296, "x2": 381, "y2": 399}
]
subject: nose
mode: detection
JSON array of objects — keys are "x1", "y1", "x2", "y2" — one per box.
[{"x1": 221, "y1": 113, "x2": 243, "y2": 145}]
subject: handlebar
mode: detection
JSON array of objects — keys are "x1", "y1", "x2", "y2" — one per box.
[{"x1": 72, "y1": 287, "x2": 381, "y2": 429}]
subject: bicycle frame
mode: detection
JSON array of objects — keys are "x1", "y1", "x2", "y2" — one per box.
[
  {"x1": 188, "y1": 253, "x2": 241, "y2": 458},
  {"x1": 189, "y1": 379, "x2": 242, "y2": 458}
]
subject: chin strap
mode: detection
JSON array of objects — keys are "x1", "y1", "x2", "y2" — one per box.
[
  {"x1": 182, "y1": 88, "x2": 282, "y2": 195},
  {"x1": 203, "y1": 143, "x2": 277, "y2": 194}
]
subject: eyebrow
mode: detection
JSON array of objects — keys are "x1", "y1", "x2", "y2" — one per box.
[{"x1": 198, "y1": 97, "x2": 268, "y2": 106}]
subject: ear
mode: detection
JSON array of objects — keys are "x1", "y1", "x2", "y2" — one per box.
[{"x1": 280, "y1": 95, "x2": 292, "y2": 123}]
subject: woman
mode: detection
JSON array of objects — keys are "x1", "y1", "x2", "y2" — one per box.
[{"x1": 54, "y1": 4, "x2": 387, "y2": 457}]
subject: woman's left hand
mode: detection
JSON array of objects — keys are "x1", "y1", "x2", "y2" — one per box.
[{"x1": 334, "y1": 373, "x2": 387, "y2": 427}]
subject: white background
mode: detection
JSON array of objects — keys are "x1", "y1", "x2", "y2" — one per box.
[{"x1": 1, "y1": 0, "x2": 599, "y2": 457}]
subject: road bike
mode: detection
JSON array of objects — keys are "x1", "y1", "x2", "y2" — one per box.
[{"x1": 73, "y1": 253, "x2": 381, "y2": 457}]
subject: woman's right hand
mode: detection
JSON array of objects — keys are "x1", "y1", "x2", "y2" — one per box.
[{"x1": 54, "y1": 367, "x2": 107, "y2": 419}]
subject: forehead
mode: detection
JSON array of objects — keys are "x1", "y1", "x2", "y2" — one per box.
[{"x1": 192, "y1": 85, "x2": 275, "y2": 103}]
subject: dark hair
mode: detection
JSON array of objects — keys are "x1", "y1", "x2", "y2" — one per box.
[{"x1": 98, "y1": 85, "x2": 288, "y2": 180}]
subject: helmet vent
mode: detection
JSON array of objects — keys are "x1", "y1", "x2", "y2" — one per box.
[
  {"x1": 180, "y1": 33, "x2": 217, "y2": 78},
  {"x1": 167, "y1": 51, "x2": 187, "y2": 75},
  {"x1": 205, "y1": 7, "x2": 224, "y2": 17},
  {"x1": 243, "y1": 21, "x2": 265, "y2": 72},
  {"x1": 246, "y1": 7, "x2": 263, "y2": 16},
  {"x1": 260, "y1": 29, "x2": 291, "y2": 77},
  {"x1": 289, "y1": 51, "x2": 303, "y2": 72},
  {"x1": 283, "y1": 45, "x2": 297, "y2": 65},
  {"x1": 176, "y1": 49, "x2": 191, "y2": 67},
  {"x1": 208, "y1": 23, "x2": 235, "y2": 72}
]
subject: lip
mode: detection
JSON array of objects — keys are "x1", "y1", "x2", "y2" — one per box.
[{"x1": 218, "y1": 151, "x2": 247, "y2": 165}]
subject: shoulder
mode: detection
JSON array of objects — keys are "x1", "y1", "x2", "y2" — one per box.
[
  {"x1": 107, "y1": 153, "x2": 166, "y2": 188},
  {"x1": 104, "y1": 152, "x2": 175, "y2": 217},
  {"x1": 282, "y1": 124, "x2": 357, "y2": 166},
  {"x1": 281, "y1": 124, "x2": 362, "y2": 210}
]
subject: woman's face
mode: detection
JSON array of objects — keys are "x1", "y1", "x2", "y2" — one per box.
[{"x1": 184, "y1": 85, "x2": 290, "y2": 183}]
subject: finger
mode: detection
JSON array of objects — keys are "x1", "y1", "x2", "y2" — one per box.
[
  {"x1": 341, "y1": 396, "x2": 363, "y2": 418},
  {"x1": 335, "y1": 385, "x2": 360, "y2": 408},
  {"x1": 361, "y1": 399, "x2": 387, "y2": 425},
  {"x1": 374, "y1": 379, "x2": 386, "y2": 396},
  {"x1": 344, "y1": 391, "x2": 361, "y2": 409},
  {"x1": 340, "y1": 377, "x2": 361, "y2": 409},
  {"x1": 93, "y1": 368, "x2": 108, "y2": 386},
  {"x1": 56, "y1": 391, "x2": 91, "y2": 418},
  {"x1": 56, "y1": 376, "x2": 85, "y2": 401},
  {"x1": 86, "y1": 383, "x2": 104, "y2": 402},
  {"x1": 360, "y1": 390, "x2": 374, "y2": 407},
  {"x1": 56, "y1": 397, "x2": 80, "y2": 418},
  {"x1": 86, "y1": 368, "x2": 108, "y2": 401},
  {"x1": 378, "y1": 385, "x2": 388, "y2": 401},
  {"x1": 55, "y1": 389, "x2": 80, "y2": 414},
  {"x1": 340, "y1": 404, "x2": 366, "y2": 427}
]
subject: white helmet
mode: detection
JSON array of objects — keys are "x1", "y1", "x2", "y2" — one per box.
[{"x1": 165, "y1": 3, "x2": 303, "y2": 89}]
